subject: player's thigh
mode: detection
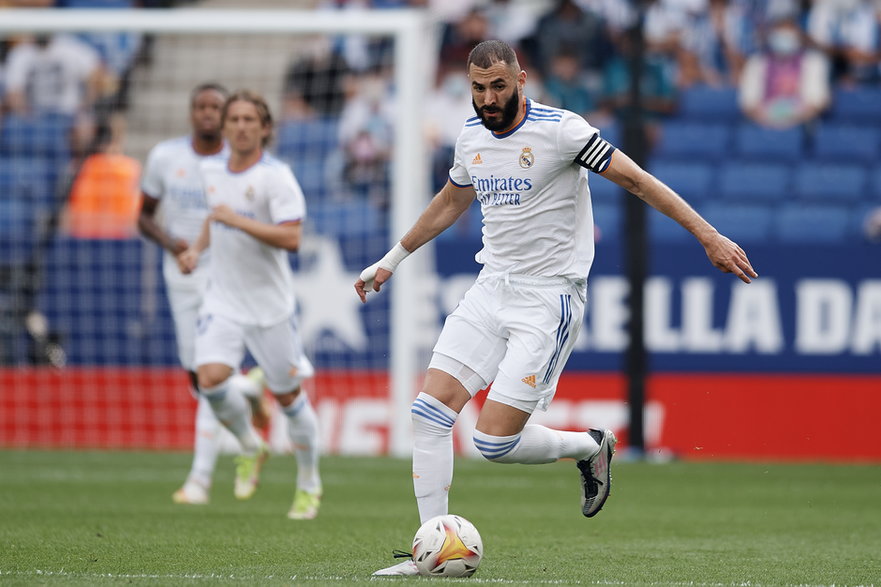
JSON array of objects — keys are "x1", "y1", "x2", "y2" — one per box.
[
  {"x1": 491, "y1": 287, "x2": 585, "y2": 412},
  {"x1": 193, "y1": 312, "x2": 246, "y2": 373},
  {"x1": 244, "y1": 317, "x2": 311, "y2": 394},
  {"x1": 166, "y1": 286, "x2": 202, "y2": 370},
  {"x1": 432, "y1": 281, "x2": 507, "y2": 389}
]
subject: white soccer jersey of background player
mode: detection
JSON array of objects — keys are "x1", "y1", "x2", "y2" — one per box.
[
  {"x1": 141, "y1": 136, "x2": 229, "y2": 290},
  {"x1": 449, "y1": 99, "x2": 608, "y2": 283},
  {"x1": 198, "y1": 154, "x2": 306, "y2": 327}
]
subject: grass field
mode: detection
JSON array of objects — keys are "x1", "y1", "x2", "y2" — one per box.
[{"x1": 0, "y1": 450, "x2": 878, "y2": 586}]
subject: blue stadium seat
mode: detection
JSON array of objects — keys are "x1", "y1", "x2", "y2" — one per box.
[
  {"x1": 733, "y1": 124, "x2": 804, "y2": 163},
  {"x1": 828, "y1": 87, "x2": 881, "y2": 123},
  {"x1": 307, "y1": 200, "x2": 382, "y2": 238},
  {"x1": 649, "y1": 160, "x2": 715, "y2": 203},
  {"x1": 0, "y1": 158, "x2": 56, "y2": 208},
  {"x1": 699, "y1": 202, "x2": 773, "y2": 243},
  {"x1": 812, "y1": 124, "x2": 881, "y2": 164},
  {"x1": 871, "y1": 167, "x2": 881, "y2": 202},
  {"x1": 590, "y1": 174, "x2": 624, "y2": 205},
  {"x1": 677, "y1": 85, "x2": 741, "y2": 122},
  {"x1": 792, "y1": 162, "x2": 868, "y2": 203},
  {"x1": 717, "y1": 161, "x2": 791, "y2": 202},
  {"x1": 776, "y1": 204, "x2": 851, "y2": 243},
  {"x1": 653, "y1": 122, "x2": 732, "y2": 162},
  {"x1": 592, "y1": 202, "x2": 621, "y2": 243},
  {"x1": 276, "y1": 118, "x2": 340, "y2": 199},
  {"x1": 649, "y1": 207, "x2": 692, "y2": 243},
  {"x1": 0, "y1": 113, "x2": 74, "y2": 162}
]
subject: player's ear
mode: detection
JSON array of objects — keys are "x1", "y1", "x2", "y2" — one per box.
[{"x1": 517, "y1": 69, "x2": 527, "y2": 88}]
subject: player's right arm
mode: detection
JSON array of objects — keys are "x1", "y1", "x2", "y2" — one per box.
[
  {"x1": 137, "y1": 194, "x2": 188, "y2": 255},
  {"x1": 355, "y1": 180, "x2": 476, "y2": 303}
]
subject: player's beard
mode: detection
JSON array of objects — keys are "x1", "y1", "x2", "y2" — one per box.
[{"x1": 473, "y1": 87, "x2": 521, "y2": 132}]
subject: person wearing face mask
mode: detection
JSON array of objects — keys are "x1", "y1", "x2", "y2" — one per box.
[{"x1": 738, "y1": 17, "x2": 831, "y2": 129}]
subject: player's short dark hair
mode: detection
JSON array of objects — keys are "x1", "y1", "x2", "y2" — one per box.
[
  {"x1": 190, "y1": 82, "x2": 228, "y2": 107},
  {"x1": 222, "y1": 89, "x2": 274, "y2": 147},
  {"x1": 466, "y1": 40, "x2": 520, "y2": 72}
]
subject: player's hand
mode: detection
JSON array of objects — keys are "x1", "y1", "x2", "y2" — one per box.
[
  {"x1": 170, "y1": 238, "x2": 189, "y2": 256},
  {"x1": 177, "y1": 248, "x2": 200, "y2": 274},
  {"x1": 354, "y1": 264, "x2": 393, "y2": 303},
  {"x1": 209, "y1": 204, "x2": 239, "y2": 227},
  {"x1": 704, "y1": 233, "x2": 758, "y2": 284}
]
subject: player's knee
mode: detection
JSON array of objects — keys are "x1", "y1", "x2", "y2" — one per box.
[
  {"x1": 411, "y1": 393, "x2": 456, "y2": 436},
  {"x1": 472, "y1": 430, "x2": 521, "y2": 463}
]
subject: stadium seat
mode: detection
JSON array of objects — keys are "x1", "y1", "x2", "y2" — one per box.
[
  {"x1": 307, "y1": 199, "x2": 382, "y2": 238},
  {"x1": 871, "y1": 167, "x2": 881, "y2": 203},
  {"x1": 276, "y1": 118, "x2": 341, "y2": 199},
  {"x1": 699, "y1": 202, "x2": 773, "y2": 243},
  {"x1": 649, "y1": 160, "x2": 715, "y2": 203},
  {"x1": 0, "y1": 113, "x2": 74, "y2": 162},
  {"x1": 0, "y1": 158, "x2": 56, "y2": 208},
  {"x1": 653, "y1": 122, "x2": 732, "y2": 162},
  {"x1": 649, "y1": 207, "x2": 692, "y2": 243},
  {"x1": 812, "y1": 123, "x2": 881, "y2": 164},
  {"x1": 676, "y1": 85, "x2": 741, "y2": 122},
  {"x1": 717, "y1": 161, "x2": 791, "y2": 203},
  {"x1": 792, "y1": 162, "x2": 868, "y2": 203},
  {"x1": 827, "y1": 87, "x2": 881, "y2": 123},
  {"x1": 590, "y1": 173, "x2": 625, "y2": 205},
  {"x1": 776, "y1": 204, "x2": 851, "y2": 243},
  {"x1": 733, "y1": 124, "x2": 804, "y2": 163},
  {"x1": 592, "y1": 201, "x2": 621, "y2": 243}
]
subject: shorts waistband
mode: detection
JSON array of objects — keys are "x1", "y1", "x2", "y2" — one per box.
[{"x1": 479, "y1": 272, "x2": 583, "y2": 288}]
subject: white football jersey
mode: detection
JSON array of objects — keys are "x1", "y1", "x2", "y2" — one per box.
[
  {"x1": 199, "y1": 153, "x2": 306, "y2": 327},
  {"x1": 141, "y1": 136, "x2": 229, "y2": 289},
  {"x1": 449, "y1": 98, "x2": 614, "y2": 282}
]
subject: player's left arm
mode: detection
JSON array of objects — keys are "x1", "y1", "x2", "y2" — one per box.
[
  {"x1": 600, "y1": 150, "x2": 758, "y2": 284},
  {"x1": 209, "y1": 204, "x2": 301, "y2": 251}
]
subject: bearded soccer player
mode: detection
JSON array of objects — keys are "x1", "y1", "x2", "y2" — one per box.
[{"x1": 357, "y1": 40, "x2": 757, "y2": 576}]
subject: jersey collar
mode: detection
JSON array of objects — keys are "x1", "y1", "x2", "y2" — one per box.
[{"x1": 491, "y1": 98, "x2": 530, "y2": 140}]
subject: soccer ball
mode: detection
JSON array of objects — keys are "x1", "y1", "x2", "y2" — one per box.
[{"x1": 412, "y1": 514, "x2": 483, "y2": 577}]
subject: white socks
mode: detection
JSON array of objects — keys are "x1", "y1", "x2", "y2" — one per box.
[
  {"x1": 473, "y1": 425, "x2": 599, "y2": 464},
  {"x1": 202, "y1": 377, "x2": 262, "y2": 454},
  {"x1": 411, "y1": 392, "x2": 458, "y2": 523},
  {"x1": 188, "y1": 394, "x2": 221, "y2": 488},
  {"x1": 282, "y1": 392, "x2": 322, "y2": 493}
]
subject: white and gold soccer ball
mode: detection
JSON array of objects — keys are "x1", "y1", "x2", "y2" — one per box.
[{"x1": 412, "y1": 514, "x2": 483, "y2": 577}]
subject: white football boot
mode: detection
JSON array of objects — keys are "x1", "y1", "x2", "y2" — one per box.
[
  {"x1": 172, "y1": 480, "x2": 209, "y2": 505},
  {"x1": 577, "y1": 428, "x2": 617, "y2": 517},
  {"x1": 372, "y1": 559, "x2": 419, "y2": 576}
]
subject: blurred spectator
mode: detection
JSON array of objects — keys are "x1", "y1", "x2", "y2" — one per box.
[
  {"x1": 601, "y1": 29, "x2": 678, "y2": 145},
  {"x1": 62, "y1": 113, "x2": 141, "y2": 239},
  {"x1": 526, "y1": 0, "x2": 610, "y2": 80},
  {"x1": 338, "y1": 69, "x2": 395, "y2": 207},
  {"x1": 863, "y1": 206, "x2": 881, "y2": 241},
  {"x1": 541, "y1": 47, "x2": 600, "y2": 118},
  {"x1": 739, "y1": 17, "x2": 831, "y2": 129},
  {"x1": 3, "y1": 33, "x2": 113, "y2": 155},
  {"x1": 318, "y1": 0, "x2": 394, "y2": 72},
  {"x1": 806, "y1": 0, "x2": 881, "y2": 85},
  {"x1": 439, "y1": 8, "x2": 491, "y2": 67},
  {"x1": 283, "y1": 39, "x2": 352, "y2": 118},
  {"x1": 484, "y1": 0, "x2": 538, "y2": 46},
  {"x1": 678, "y1": 0, "x2": 746, "y2": 87},
  {"x1": 424, "y1": 66, "x2": 473, "y2": 192}
]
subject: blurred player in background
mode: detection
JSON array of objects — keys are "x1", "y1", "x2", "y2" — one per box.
[
  {"x1": 138, "y1": 83, "x2": 268, "y2": 506},
  {"x1": 179, "y1": 89, "x2": 322, "y2": 520},
  {"x1": 357, "y1": 40, "x2": 758, "y2": 576}
]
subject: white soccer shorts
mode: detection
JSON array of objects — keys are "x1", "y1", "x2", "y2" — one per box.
[
  {"x1": 165, "y1": 279, "x2": 206, "y2": 371},
  {"x1": 431, "y1": 273, "x2": 585, "y2": 412},
  {"x1": 194, "y1": 312, "x2": 314, "y2": 393}
]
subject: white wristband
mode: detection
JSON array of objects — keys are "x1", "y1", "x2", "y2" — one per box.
[{"x1": 359, "y1": 242, "x2": 410, "y2": 288}]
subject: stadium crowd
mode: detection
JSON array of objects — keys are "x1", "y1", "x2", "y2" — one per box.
[{"x1": 1, "y1": 0, "x2": 881, "y2": 365}]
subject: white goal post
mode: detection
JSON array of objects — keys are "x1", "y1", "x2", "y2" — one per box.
[{"x1": 0, "y1": 8, "x2": 434, "y2": 457}]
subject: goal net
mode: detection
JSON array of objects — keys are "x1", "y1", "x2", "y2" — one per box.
[{"x1": 0, "y1": 7, "x2": 434, "y2": 457}]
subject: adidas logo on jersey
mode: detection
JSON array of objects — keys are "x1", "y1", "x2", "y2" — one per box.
[
  {"x1": 521, "y1": 374, "x2": 536, "y2": 388},
  {"x1": 472, "y1": 153, "x2": 483, "y2": 164}
]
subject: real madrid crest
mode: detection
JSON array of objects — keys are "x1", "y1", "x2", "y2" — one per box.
[
  {"x1": 519, "y1": 146, "x2": 534, "y2": 169},
  {"x1": 245, "y1": 186, "x2": 256, "y2": 201}
]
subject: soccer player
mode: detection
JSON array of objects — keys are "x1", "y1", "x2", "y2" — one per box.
[
  {"x1": 357, "y1": 40, "x2": 758, "y2": 576},
  {"x1": 138, "y1": 83, "x2": 268, "y2": 506},
  {"x1": 178, "y1": 89, "x2": 322, "y2": 520}
]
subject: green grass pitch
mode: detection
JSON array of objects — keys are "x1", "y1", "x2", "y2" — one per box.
[{"x1": 1, "y1": 450, "x2": 878, "y2": 585}]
